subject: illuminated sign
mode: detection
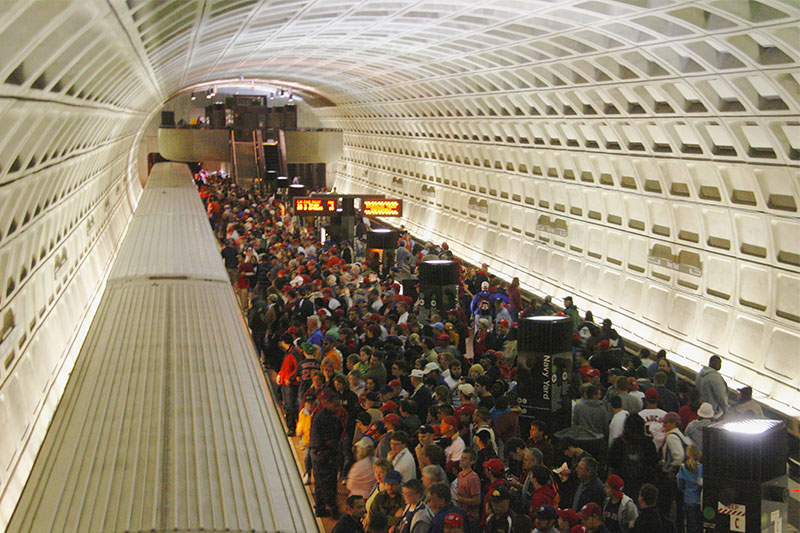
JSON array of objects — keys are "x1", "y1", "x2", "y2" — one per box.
[
  {"x1": 294, "y1": 197, "x2": 338, "y2": 215},
  {"x1": 363, "y1": 199, "x2": 403, "y2": 217}
]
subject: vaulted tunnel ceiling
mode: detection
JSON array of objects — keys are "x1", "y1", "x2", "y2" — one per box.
[{"x1": 0, "y1": 0, "x2": 799, "y2": 526}]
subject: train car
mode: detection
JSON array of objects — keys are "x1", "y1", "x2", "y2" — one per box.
[{"x1": 7, "y1": 163, "x2": 317, "y2": 532}]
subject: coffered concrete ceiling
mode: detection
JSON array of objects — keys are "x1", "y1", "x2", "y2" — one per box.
[{"x1": 0, "y1": 0, "x2": 799, "y2": 526}]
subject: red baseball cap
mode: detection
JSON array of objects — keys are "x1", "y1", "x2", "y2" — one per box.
[
  {"x1": 586, "y1": 368, "x2": 600, "y2": 378},
  {"x1": 579, "y1": 502, "x2": 602, "y2": 519},
  {"x1": 383, "y1": 413, "x2": 402, "y2": 428},
  {"x1": 443, "y1": 512, "x2": 463, "y2": 527},
  {"x1": 454, "y1": 405, "x2": 476, "y2": 418},
  {"x1": 380, "y1": 401, "x2": 398, "y2": 413},
  {"x1": 483, "y1": 458, "x2": 504, "y2": 474},
  {"x1": 606, "y1": 474, "x2": 624, "y2": 499},
  {"x1": 645, "y1": 388, "x2": 659, "y2": 400},
  {"x1": 441, "y1": 415, "x2": 457, "y2": 429},
  {"x1": 557, "y1": 508, "x2": 580, "y2": 527}
]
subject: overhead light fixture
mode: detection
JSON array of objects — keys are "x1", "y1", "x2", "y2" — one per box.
[
  {"x1": 720, "y1": 419, "x2": 782, "y2": 435},
  {"x1": 190, "y1": 92, "x2": 196, "y2": 101}
]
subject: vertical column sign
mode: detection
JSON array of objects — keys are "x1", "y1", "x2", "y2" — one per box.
[{"x1": 515, "y1": 316, "x2": 573, "y2": 435}]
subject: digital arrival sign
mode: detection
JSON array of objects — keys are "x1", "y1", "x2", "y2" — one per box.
[
  {"x1": 362, "y1": 198, "x2": 402, "y2": 217},
  {"x1": 293, "y1": 195, "x2": 403, "y2": 217},
  {"x1": 294, "y1": 197, "x2": 339, "y2": 215}
]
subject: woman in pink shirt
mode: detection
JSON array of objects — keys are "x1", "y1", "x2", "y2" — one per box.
[{"x1": 346, "y1": 437, "x2": 377, "y2": 498}]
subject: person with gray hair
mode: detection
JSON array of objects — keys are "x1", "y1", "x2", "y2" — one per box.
[
  {"x1": 421, "y1": 464, "x2": 448, "y2": 487},
  {"x1": 421, "y1": 464, "x2": 450, "y2": 504},
  {"x1": 518, "y1": 447, "x2": 545, "y2": 502}
]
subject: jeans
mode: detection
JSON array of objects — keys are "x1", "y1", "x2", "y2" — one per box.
[
  {"x1": 281, "y1": 385, "x2": 298, "y2": 432},
  {"x1": 684, "y1": 503, "x2": 701, "y2": 533},
  {"x1": 310, "y1": 448, "x2": 338, "y2": 510}
]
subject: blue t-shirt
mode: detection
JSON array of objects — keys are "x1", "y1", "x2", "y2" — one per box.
[{"x1": 677, "y1": 463, "x2": 703, "y2": 505}]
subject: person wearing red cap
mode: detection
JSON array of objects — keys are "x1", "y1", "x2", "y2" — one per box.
[
  {"x1": 557, "y1": 508, "x2": 580, "y2": 531},
  {"x1": 493, "y1": 298, "x2": 512, "y2": 331},
  {"x1": 380, "y1": 400, "x2": 399, "y2": 415},
  {"x1": 579, "y1": 502, "x2": 609, "y2": 532},
  {"x1": 309, "y1": 390, "x2": 345, "y2": 518},
  {"x1": 440, "y1": 415, "x2": 465, "y2": 472},
  {"x1": 573, "y1": 352, "x2": 591, "y2": 382},
  {"x1": 482, "y1": 457, "x2": 506, "y2": 524},
  {"x1": 589, "y1": 338, "x2": 620, "y2": 388},
  {"x1": 603, "y1": 474, "x2": 638, "y2": 532}
]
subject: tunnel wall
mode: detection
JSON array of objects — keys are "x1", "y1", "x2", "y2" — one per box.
[{"x1": 325, "y1": 64, "x2": 800, "y2": 417}]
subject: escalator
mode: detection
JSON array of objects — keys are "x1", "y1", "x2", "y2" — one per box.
[
  {"x1": 264, "y1": 142, "x2": 280, "y2": 175},
  {"x1": 231, "y1": 130, "x2": 266, "y2": 187}
]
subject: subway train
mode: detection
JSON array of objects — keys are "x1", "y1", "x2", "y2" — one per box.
[{"x1": 6, "y1": 163, "x2": 317, "y2": 532}]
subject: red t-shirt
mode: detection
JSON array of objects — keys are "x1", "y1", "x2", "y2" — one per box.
[
  {"x1": 678, "y1": 405, "x2": 698, "y2": 428},
  {"x1": 457, "y1": 470, "x2": 481, "y2": 525}
]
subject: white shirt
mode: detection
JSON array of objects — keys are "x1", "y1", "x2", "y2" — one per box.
[
  {"x1": 392, "y1": 448, "x2": 417, "y2": 482},
  {"x1": 639, "y1": 408, "x2": 666, "y2": 448},
  {"x1": 609, "y1": 410, "x2": 629, "y2": 446},
  {"x1": 444, "y1": 373, "x2": 460, "y2": 391},
  {"x1": 630, "y1": 390, "x2": 645, "y2": 407},
  {"x1": 445, "y1": 435, "x2": 465, "y2": 463}
]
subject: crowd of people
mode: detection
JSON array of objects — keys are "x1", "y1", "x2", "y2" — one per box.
[{"x1": 195, "y1": 170, "x2": 766, "y2": 533}]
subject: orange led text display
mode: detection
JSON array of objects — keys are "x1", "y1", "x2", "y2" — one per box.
[{"x1": 363, "y1": 199, "x2": 402, "y2": 217}]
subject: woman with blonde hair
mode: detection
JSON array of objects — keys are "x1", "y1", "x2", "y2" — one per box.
[
  {"x1": 347, "y1": 438, "x2": 377, "y2": 498},
  {"x1": 677, "y1": 444, "x2": 703, "y2": 533}
]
